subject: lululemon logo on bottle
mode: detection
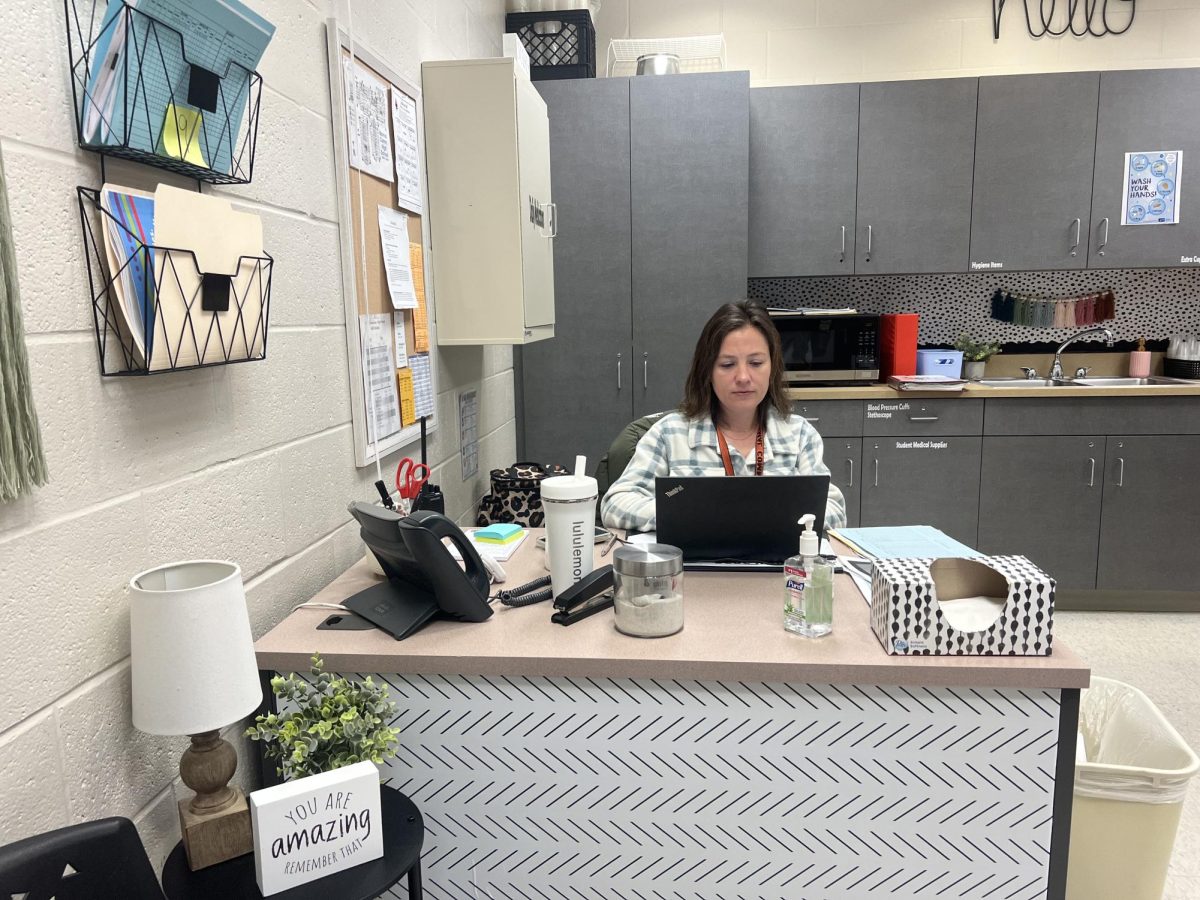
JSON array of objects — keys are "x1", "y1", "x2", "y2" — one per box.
[{"x1": 572, "y1": 521, "x2": 584, "y2": 580}]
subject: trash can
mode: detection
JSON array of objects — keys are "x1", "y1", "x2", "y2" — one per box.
[{"x1": 1067, "y1": 677, "x2": 1200, "y2": 900}]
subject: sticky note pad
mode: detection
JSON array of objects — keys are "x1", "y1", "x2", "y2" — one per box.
[{"x1": 476, "y1": 524, "x2": 524, "y2": 544}]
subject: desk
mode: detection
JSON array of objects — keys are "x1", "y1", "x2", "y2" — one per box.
[
  {"x1": 161, "y1": 786, "x2": 423, "y2": 899},
  {"x1": 256, "y1": 534, "x2": 1089, "y2": 900}
]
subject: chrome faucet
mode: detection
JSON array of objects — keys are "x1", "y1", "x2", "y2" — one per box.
[{"x1": 1049, "y1": 326, "x2": 1116, "y2": 381}]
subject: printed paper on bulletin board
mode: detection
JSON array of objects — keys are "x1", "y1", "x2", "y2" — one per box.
[{"x1": 331, "y1": 30, "x2": 436, "y2": 468}]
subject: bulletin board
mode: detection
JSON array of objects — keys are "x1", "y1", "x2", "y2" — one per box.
[{"x1": 325, "y1": 21, "x2": 439, "y2": 467}]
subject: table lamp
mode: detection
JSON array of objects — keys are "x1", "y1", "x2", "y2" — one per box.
[{"x1": 129, "y1": 560, "x2": 263, "y2": 871}]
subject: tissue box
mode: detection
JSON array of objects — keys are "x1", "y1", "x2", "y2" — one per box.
[{"x1": 870, "y1": 555, "x2": 1055, "y2": 656}]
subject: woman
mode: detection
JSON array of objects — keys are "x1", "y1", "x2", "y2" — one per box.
[{"x1": 600, "y1": 300, "x2": 847, "y2": 532}]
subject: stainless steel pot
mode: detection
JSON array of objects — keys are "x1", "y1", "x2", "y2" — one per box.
[{"x1": 635, "y1": 53, "x2": 680, "y2": 75}]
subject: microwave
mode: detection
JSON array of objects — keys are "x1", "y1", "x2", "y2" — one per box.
[{"x1": 770, "y1": 312, "x2": 880, "y2": 384}]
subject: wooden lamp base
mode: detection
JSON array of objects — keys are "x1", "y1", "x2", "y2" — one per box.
[{"x1": 178, "y1": 730, "x2": 253, "y2": 870}]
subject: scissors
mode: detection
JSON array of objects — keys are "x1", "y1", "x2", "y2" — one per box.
[{"x1": 395, "y1": 457, "x2": 431, "y2": 502}]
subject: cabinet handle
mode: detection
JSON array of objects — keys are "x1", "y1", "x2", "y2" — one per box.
[
  {"x1": 1116, "y1": 457, "x2": 1124, "y2": 487},
  {"x1": 908, "y1": 415, "x2": 939, "y2": 422},
  {"x1": 1071, "y1": 217, "x2": 1081, "y2": 257},
  {"x1": 1088, "y1": 457, "x2": 1095, "y2": 487},
  {"x1": 846, "y1": 458, "x2": 854, "y2": 487},
  {"x1": 545, "y1": 202, "x2": 558, "y2": 238},
  {"x1": 806, "y1": 417, "x2": 820, "y2": 422},
  {"x1": 1098, "y1": 217, "x2": 1109, "y2": 256},
  {"x1": 643, "y1": 353, "x2": 648, "y2": 389},
  {"x1": 840, "y1": 225, "x2": 846, "y2": 262},
  {"x1": 616, "y1": 353, "x2": 622, "y2": 390},
  {"x1": 865, "y1": 224, "x2": 872, "y2": 262},
  {"x1": 873, "y1": 458, "x2": 879, "y2": 487}
]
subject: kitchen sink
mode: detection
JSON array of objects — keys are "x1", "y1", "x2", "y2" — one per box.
[{"x1": 977, "y1": 375, "x2": 1197, "y2": 388}]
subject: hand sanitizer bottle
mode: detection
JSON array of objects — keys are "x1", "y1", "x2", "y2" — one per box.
[{"x1": 784, "y1": 514, "x2": 833, "y2": 637}]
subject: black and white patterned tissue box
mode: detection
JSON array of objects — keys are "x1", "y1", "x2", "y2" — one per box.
[{"x1": 869, "y1": 555, "x2": 1056, "y2": 656}]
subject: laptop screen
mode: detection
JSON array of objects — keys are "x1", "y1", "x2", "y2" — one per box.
[{"x1": 654, "y1": 475, "x2": 830, "y2": 565}]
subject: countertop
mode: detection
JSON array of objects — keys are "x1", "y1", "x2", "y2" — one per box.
[{"x1": 255, "y1": 533, "x2": 1090, "y2": 690}]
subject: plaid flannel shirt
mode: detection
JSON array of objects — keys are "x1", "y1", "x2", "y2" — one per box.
[{"x1": 600, "y1": 410, "x2": 848, "y2": 532}]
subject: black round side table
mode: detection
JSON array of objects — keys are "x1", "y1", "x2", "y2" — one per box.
[{"x1": 162, "y1": 786, "x2": 423, "y2": 900}]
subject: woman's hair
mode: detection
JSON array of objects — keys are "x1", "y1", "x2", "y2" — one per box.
[{"x1": 679, "y1": 300, "x2": 790, "y2": 427}]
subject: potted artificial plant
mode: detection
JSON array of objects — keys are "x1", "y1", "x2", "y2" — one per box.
[
  {"x1": 246, "y1": 653, "x2": 400, "y2": 780},
  {"x1": 953, "y1": 335, "x2": 1002, "y2": 381}
]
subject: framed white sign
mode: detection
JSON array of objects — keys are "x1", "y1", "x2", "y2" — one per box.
[{"x1": 249, "y1": 761, "x2": 383, "y2": 896}]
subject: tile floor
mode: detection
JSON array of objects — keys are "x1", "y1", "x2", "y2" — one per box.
[{"x1": 1055, "y1": 610, "x2": 1200, "y2": 900}]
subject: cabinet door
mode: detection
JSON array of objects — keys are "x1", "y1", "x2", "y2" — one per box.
[
  {"x1": 516, "y1": 77, "x2": 555, "y2": 328},
  {"x1": 519, "y1": 79, "x2": 634, "y2": 468},
  {"x1": 856, "y1": 79, "x2": 977, "y2": 274},
  {"x1": 822, "y1": 437, "x2": 861, "y2": 527},
  {"x1": 1097, "y1": 436, "x2": 1200, "y2": 591},
  {"x1": 1089, "y1": 69, "x2": 1200, "y2": 268},
  {"x1": 970, "y1": 72, "x2": 1099, "y2": 272},
  {"x1": 748, "y1": 84, "x2": 858, "y2": 276},
  {"x1": 978, "y1": 436, "x2": 1103, "y2": 589},
  {"x1": 861, "y1": 437, "x2": 981, "y2": 547},
  {"x1": 630, "y1": 71, "x2": 749, "y2": 417}
]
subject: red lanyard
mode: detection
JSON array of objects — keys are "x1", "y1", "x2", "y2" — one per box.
[{"x1": 717, "y1": 426, "x2": 765, "y2": 476}]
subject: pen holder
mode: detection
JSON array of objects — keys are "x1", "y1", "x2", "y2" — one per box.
[
  {"x1": 65, "y1": 0, "x2": 264, "y2": 184},
  {"x1": 77, "y1": 187, "x2": 274, "y2": 376}
]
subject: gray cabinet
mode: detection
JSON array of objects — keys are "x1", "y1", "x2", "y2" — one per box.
[
  {"x1": 630, "y1": 71, "x2": 750, "y2": 417},
  {"x1": 1096, "y1": 436, "x2": 1200, "y2": 591},
  {"x1": 861, "y1": 436, "x2": 982, "y2": 547},
  {"x1": 978, "y1": 436, "x2": 1104, "y2": 589},
  {"x1": 823, "y1": 438, "x2": 862, "y2": 527},
  {"x1": 855, "y1": 79, "x2": 978, "y2": 274},
  {"x1": 519, "y1": 78, "x2": 633, "y2": 467},
  {"x1": 520, "y1": 73, "x2": 749, "y2": 465},
  {"x1": 748, "y1": 84, "x2": 858, "y2": 277},
  {"x1": 970, "y1": 72, "x2": 1099, "y2": 272},
  {"x1": 1089, "y1": 68, "x2": 1200, "y2": 268}
]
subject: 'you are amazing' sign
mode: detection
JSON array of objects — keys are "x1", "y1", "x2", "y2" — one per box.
[{"x1": 249, "y1": 761, "x2": 383, "y2": 895}]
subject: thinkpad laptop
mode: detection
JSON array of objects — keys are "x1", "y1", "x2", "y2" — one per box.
[{"x1": 655, "y1": 475, "x2": 830, "y2": 571}]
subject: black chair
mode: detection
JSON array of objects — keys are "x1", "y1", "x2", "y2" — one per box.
[{"x1": 0, "y1": 816, "x2": 165, "y2": 900}]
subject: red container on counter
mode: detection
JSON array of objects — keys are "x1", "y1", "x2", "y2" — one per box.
[{"x1": 880, "y1": 313, "x2": 919, "y2": 378}]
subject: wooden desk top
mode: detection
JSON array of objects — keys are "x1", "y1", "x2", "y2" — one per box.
[{"x1": 255, "y1": 532, "x2": 1089, "y2": 690}]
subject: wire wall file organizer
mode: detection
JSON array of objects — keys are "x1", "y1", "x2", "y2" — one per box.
[
  {"x1": 65, "y1": 0, "x2": 264, "y2": 184},
  {"x1": 77, "y1": 187, "x2": 273, "y2": 376}
]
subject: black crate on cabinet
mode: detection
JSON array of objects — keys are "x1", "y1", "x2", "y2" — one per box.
[
  {"x1": 77, "y1": 187, "x2": 273, "y2": 376},
  {"x1": 65, "y1": 0, "x2": 263, "y2": 184},
  {"x1": 505, "y1": 10, "x2": 596, "y2": 81}
]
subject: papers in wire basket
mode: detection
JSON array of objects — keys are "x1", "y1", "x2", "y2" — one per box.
[{"x1": 887, "y1": 374, "x2": 966, "y2": 392}]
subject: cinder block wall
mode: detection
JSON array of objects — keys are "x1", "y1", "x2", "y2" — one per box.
[
  {"x1": 0, "y1": 0, "x2": 512, "y2": 867},
  {"x1": 597, "y1": 0, "x2": 1200, "y2": 83}
]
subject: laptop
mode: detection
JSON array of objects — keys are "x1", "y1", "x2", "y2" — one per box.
[{"x1": 655, "y1": 475, "x2": 830, "y2": 571}]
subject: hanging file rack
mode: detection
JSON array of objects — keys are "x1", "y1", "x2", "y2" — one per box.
[
  {"x1": 77, "y1": 186, "x2": 273, "y2": 376},
  {"x1": 65, "y1": 0, "x2": 265, "y2": 184}
]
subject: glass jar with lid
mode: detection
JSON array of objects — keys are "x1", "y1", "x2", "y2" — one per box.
[{"x1": 612, "y1": 543, "x2": 683, "y2": 637}]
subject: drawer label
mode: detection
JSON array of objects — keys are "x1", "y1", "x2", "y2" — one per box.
[
  {"x1": 895, "y1": 440, "x2": 949, "y2": 449},
  {"x1": 970, "y1": 260, "x2": 1004, "y2": 270},
  {"x1": 866, "y1": 402, "x2": 909, "y2": 418},
  {"x1": 1182, "y1": 255, "x2": 1200, "y2": 264}
]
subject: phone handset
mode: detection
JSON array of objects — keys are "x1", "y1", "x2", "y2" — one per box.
[{"x1": 403, "y1": 511, "x2": 490, "y2": 601}]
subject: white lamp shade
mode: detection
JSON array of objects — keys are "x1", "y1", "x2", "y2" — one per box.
[{"x1": 130, "y1": 560, "x2": 262, "y2": 736}]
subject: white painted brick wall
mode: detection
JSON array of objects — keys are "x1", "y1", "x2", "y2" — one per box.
[
  {"x1": 597, "y1": 0, "x2": 1200, "y2": 82},
  {"x1": 0, "y1": 0, "x2": 511, "y2": 868}
]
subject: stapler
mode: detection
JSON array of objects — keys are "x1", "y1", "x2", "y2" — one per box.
[{"x1": 551, "y1": 565, "x2": 615, "y2": 626}]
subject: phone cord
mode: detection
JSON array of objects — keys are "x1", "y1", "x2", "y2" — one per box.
[
  {"x1": 497, "y1": 575, "x2": 551, "y2": 601},
  {"x1": 500, "y1": 587, "x2": 553, "y2": 607}
]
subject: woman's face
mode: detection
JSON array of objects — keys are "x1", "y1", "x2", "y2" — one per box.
[{"x1": 711, "y1": 325, "x2": 770, "y2": 423}]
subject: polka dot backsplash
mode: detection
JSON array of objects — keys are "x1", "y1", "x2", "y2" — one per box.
[{"x1": 748, "y1": 268, "x2": 1200, "y2": 346}]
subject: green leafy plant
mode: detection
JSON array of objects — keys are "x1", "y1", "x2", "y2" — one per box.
[
  {"x1": 953, "y1": 334, "x2": 1002, "y2": 362},
  {"x1": 246, "y1": 653, "x2": 400, "y2": 780}
]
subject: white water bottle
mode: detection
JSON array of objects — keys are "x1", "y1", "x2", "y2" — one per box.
[{"x1": 541, "y1": 455, "x2": 597, "y2": 599}]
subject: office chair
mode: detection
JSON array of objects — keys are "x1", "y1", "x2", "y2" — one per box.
[
  {"x1": 0, "y1": 816, "x2": 165, "y2": 900},
  {"x1": 593, "y1": 411, "x2": 669, "y2": 501}
]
